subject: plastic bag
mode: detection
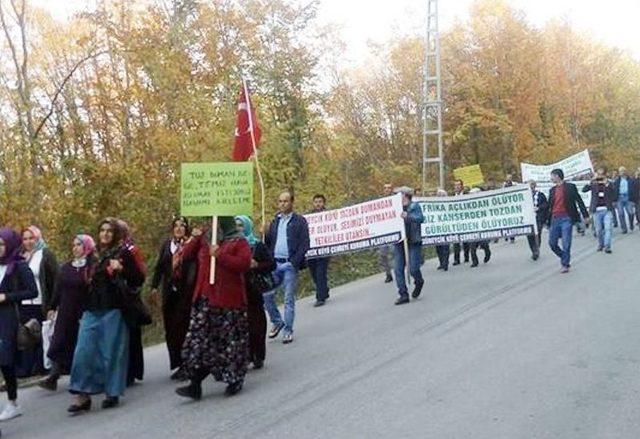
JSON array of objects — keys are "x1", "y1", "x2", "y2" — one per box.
[{"x1": 41, "y1": 319, "x2": 55, "y2": 370}]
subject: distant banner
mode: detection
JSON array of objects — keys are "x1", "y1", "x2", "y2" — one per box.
[
  {"x1": 520, "y1": 149, "x2": 593, "y2": 183},
  {"x1": 537, "y1": 181, "x2": 591, "y2": 210},
  {"x1": 453, "y1": 164, "x2": 484, "y2": 187},
  {"x1": 417, "y1": 186, "x2": 537, "y2": 245},
  {"x1": 305, "y1": 194, "x2": 405, "y2": 259}
]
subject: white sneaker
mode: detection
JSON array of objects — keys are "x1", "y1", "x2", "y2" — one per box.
[{"x1": 0, "y1": 403, "x2": 22, "y2": 421}]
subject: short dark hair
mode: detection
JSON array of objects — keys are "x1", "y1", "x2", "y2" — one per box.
[
  {"x1": 551, "y1": 168, "x2": 564, "y2": 180},
  {"x1": 455, "y1": 179, "x2": 464, "y2": 187},
  {"x1": 279, "y1": 190, "x2": 294, "y2": 202},
  {"x1": 313, "y1": 194, "x2": 326, "y2": 202}
]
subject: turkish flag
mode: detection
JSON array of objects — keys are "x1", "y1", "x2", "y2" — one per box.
[{"x1": 232, "y1": 83, "x2": 261, "y2": 161}]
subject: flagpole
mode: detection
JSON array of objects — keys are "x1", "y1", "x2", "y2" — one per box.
[{"x1": 242, "y1": 77, "x2": 267, "y2": 238}]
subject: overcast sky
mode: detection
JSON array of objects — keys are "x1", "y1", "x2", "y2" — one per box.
[{"x1": 32, "y1": 0, "x2": 640, "y2": 62}]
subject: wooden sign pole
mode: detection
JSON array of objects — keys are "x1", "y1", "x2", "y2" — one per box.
[{"x1": 209, "y1": 216, "x2": 218, "y2": 285}]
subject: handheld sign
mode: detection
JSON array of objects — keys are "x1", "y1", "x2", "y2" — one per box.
[{"x1": 181, "y1": 162, "x2": 254, "y2": 284}]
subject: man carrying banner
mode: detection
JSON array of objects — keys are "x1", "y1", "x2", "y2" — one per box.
[
  {"x1": 527, "y1": 180, "x2": 548, "y2": 260},
  {"x1": 378, "y1": 183, "x2": 395, "y2": 283},
  {"x1": 393, "y1": 187, "x2": 425, "y2": 305},
  {"x1": 435, "y1": 189, "x2": 450, "y2": 271},
  {"x1": 308, "y1": 195, "x2": 330, "y2": 307},
  {"x1": 263, "y1": 191, "x2": 310, "y2": 344},
  {"x1": 451, "y1": 180, "x2": 470, "y2": 265},
  {"x1": 547, "y1": 169, "x2": 590, "y2": 273},
  {"x1": 468, "y1": 188, "x2": 491, "y2": 267}
]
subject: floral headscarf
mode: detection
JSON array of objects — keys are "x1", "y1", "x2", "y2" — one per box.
[
  {"x1": 21, "y1": 225, "x2": 47, "y2": 261},
  {"x1": 75, "y1": 234, "x2": 96, "y2": 258}
]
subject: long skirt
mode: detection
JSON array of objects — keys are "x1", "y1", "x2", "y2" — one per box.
[
  {"x1": 247, "y1": 289, "x2": 266, "y2": 364},
  {"x1": 69, "y1": 309, "x2": 129, "y2": 397},
  {"x1": 162, "y1": 290, "x2": 192, "y2": 370},
  {"x1": 182, "y1": 298, "x2": 249, "y2": 386},
  {"x1": 127, "y1": 325, "x2": 144, "y2": 385}
]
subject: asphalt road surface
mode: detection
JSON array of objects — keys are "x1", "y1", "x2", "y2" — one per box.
[{"x1": 6, "y1": 231, "x2": 640, "y2": 438}]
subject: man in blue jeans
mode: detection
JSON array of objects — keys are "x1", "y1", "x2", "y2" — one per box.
[
  {"x1": 393, "y1": 187, "x2": 425, "y2": 305},
  {"x1": 613, "y1": 166, "x2": 638, "y2": 234},
  {"x1": 264, "y1": 191, "x2": 310, "y2": 344},
  {"x1": 583, "y1": 167, "x2": 616, "y2": 253},
  {"x1": 547, "y1": 169, "x2": 590, "y2": 273},
  {"x1": 308, "y1": 194, "x2": 330, "y2": 307}
]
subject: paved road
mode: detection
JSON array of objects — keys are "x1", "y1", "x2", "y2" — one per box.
[{"x1": 6, "y1": 231, "x2": 640, "y2": 438}]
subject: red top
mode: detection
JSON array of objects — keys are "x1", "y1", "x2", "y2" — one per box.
[
  {"x1": 552, "y1": 184, "x2": 568, "y2": 218},
  {"x1": 181, "y1": 234, "x2": 252, "y2": 309}
]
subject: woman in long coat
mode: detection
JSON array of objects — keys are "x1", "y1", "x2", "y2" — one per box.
[
  {"x1": 38, "y1": 235, "x2": 96, "y2": 391},
  {"x1": 175, "y1": 217, "x2": 252, "y2": 399},
  {"x1": 18, "y1": 225, "x2": 58, "y2": 376},
  {"x1": 0, "y1": 228, "x2": 38, "y2": 421},
  {"x1": 235, "y1": 215, "x2": 275, "y2": 369},
  {"x1": 117, "y1": 220, "x2": 147, "y2": 386},
  {"x1": 150, "y1": 216, "x2": 196, "y2": 380},
  {"x1": 67, "y1": 219, "x2": 145, "y2": 413}
]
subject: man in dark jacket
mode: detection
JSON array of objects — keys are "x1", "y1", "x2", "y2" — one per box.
[
  {"x1": 547, "y1": 169, "x2": 590, "y2": 273},
  {"x1": 264, "y1": 191, "x2": 310, "y2": 344},
  {"x1": 393, "y1": 187, "x2": 425, "y2": 305},
  {"x1": 527, "y1": 180, "x2": 548, "y2": 260},
  {"x1": 583, "y1": 167, "x2": 616, "y2": 253},
  {"x1": 308, "y1": 194, "x2": 330, "y2": 307},
  {"x1": 451, "y1": 180, "x2": 470, "y2": 265},
  {"x1": 612, "y1": 166, "x2": 639, "y2": 234}
]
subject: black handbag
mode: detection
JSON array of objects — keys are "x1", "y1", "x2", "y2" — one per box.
[
  {"x1": 249, "y1": 271, "x2": 280, "y2": 294},
  {"x1": 117, "y1": 278, "x2": 152, "y2": 327},
  {"x1": 13, "y1": 304, "x2": 41, "y2": 351}
]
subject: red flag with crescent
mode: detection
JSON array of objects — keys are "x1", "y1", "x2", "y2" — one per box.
[{"x1": 232, "y1": 83, "x2": 261, "y2": 161}]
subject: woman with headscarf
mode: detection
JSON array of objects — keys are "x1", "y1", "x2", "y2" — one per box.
[
  {"x1": 150, "y1": 216, "x2": 196, "y2": 380},
  {"x1": 67, "y1": 219, "x2": 145, "y2": 413},
  {"x1": 235, "y1": 215, "x2": 275, "y2": 369},
  {"x1": 175, "y1": 216, "x2": 252, "y2": 400},
  {"x1": 19, "y1": 225, "x2": 58, "y2": 376},
  {"x1": 116, "y1": 219, "x2": 147, "y2": 387},
  {"x1": 38, "y1": 235, "x2": 96, "y2": 391},
  {"x1": 0, "y1": 228, "x2": 38, "y2": 421}
]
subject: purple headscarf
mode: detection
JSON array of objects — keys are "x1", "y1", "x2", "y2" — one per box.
[{"x1": 0, "y1": 228, "x2": 23, "y2": 276}]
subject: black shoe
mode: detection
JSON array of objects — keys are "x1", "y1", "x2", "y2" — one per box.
[
  {"x1": 597, "y1": 247, "x2": 603, "y2": 252},
  {"x1": 176, "y1": 382, "x2": 202, "y2": 400},
  {"x1": 67, "y1": 398, "x2": 91, "y2": 414},
  {"x1": 313, "y1": 300, "x2": 325, "y2": 307},
  {"x1": 443, "y1": 266, "x2": 448, "y2": 271},
  {"x1": 452, "y1": 261, "x2": 460, "y2": 266},
  {"x1": 384, "y1": 274, "x2": 393, "y2": 283},
  {"x1": 268, "y1": 322, "x2": 285, "y2": 339},
  {"x1": 101, "y1": 397, "x2": 119, "y2": 409},
  {"x1": 464, "y1": 258, "x2": 469, "y2": 263},
  {"x1": 483, "y1": 251, "x2": 491, "y2": 263},
  {"x1": 411, "y1": 281, "x2": 424, "y2": 299},
  {"x1": 225, "y1": 382, "x2": 243, "y2": 396},
  {"x1": 38, "y1": 376, "x2": 58, "y2": 391},
  {"x1": 532, "y1": 253, "x2": 539, "y2": 261},
  {"x1": 605, "y1": 249, "x2": 612, "y2": 254},
  {"x1": 436, "y1": 266, "x2": 443, "y2": 270},
  {"x1": 394, "y1": 295, "x2": 410, "y2": 305},
  {"x1": 253, "y1": 359, "x2": 264, "y2": 370},
  {"x1": 470, "y1": 262, "x2": 478, "y2": 268}
]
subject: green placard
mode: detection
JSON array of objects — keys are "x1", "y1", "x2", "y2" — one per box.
[{"x1": 181, "y1": 162, "x2": 253, "y2": 216}]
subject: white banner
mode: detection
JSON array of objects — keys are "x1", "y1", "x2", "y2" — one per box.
[
  {"x1": 417, "y1": 186, "x2": 537, "y2": 245},
  {"x1": 521, "y1": 150, "x2": 594, "y2": 183},
  {"x1": 305, "y1": 194, "x2": 406, "y2": 259}
]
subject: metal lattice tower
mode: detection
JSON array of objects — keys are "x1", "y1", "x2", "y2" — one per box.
[{"x1": 422, "y1": 0, "x2": 445, "y2": 192}]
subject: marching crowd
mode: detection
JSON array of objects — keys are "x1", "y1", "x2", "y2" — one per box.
[{"x1": 0, "y1": 164, "x2": 636, "y2": 433}]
